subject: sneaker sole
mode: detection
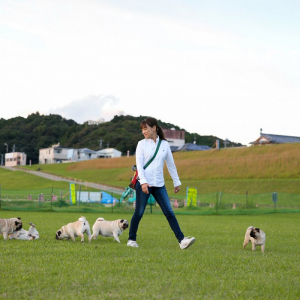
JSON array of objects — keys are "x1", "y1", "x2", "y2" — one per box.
[{"x1": 182, "y1": 238, "x2": 195, "y2": 249}]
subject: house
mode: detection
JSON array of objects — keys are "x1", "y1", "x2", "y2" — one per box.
[
  {"x1": 173, "y1": 143, "x2": 211, "y2": 152},
  {"x1": 39, "y1": 143, "x2": 79, "y2": 164},
  {"x1": 77, "y1": 148, "x2": 97, "y2": 161},
  {"x1": 250, "y1": 133, "x2": 300, "y2": 145},
  {"x1": 163, "y1": 128, "x2": 185, "y2": 147},
  {"x1": 96, "y1": 148, "x2": 122, "y2": 158},
  {"x1": 5, "y1": 152, "x2": 27, "y2": 167}
]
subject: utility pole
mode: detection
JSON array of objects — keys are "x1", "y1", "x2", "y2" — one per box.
[{"x1": 99, "y1": 140, "x2": 103, "y2": 149}]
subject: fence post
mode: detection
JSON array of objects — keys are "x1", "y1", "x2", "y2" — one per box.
[
  {"x1": 78, "y1": 186, "x2": 81, "y2": 207},
  {"x1": 51, "y1": 187, "x2": 53, "y2": 212},
  {"x1": 111, "y1": 189, "x2": 113, "y2": 213},
  {"x1": 219, "y1": 192, "x2": 222, "y2": 210},
  {"x1": 272, "y1": 192, "x2": 277, "y2": 212}
]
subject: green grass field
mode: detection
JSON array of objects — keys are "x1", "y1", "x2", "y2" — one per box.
[
  {"x1": 0, "y1": 167, "x2": 72, "y2": 190},
  {"x1": 1, "y1": 211, "x2": 299, "y2": 299}
]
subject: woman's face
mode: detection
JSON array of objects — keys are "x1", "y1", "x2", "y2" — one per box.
[{"x1": 141, "y1": 124, "x2": 157, "y2": 139}]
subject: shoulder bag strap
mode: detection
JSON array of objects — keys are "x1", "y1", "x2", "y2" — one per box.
[{"x1": 143, "y1": 139, "x2": 162, "y2": 170}]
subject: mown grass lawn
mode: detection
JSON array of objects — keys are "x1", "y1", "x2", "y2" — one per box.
[{"x1": 0, "y1": 211, "x2": 299, "y2": 299}]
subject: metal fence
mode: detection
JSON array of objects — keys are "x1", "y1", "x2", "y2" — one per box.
[{"x1": 0, "y1": 187, "x2": 300, "y2": 214}]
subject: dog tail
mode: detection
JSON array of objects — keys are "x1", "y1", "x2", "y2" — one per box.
[
  {"x1": 96, "y1": 218, "x2": 105, "y2": 222},
  {"x1": 29, "y1": 222, "x2": 35, "y2": 227},
  {"x1": 79, "y1": 216, "x2": 87, "y2": 222}
]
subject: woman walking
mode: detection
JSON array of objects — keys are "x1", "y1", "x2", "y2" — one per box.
[{"x1": 127, "y1": 117, "x2": 195, "y2": 249}]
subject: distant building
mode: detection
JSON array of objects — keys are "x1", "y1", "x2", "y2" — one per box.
[
  {"x1": 96, "y1": 148, "x2": 122, "y2": 158},
  {"x1": 39, "y1": 143, "x2": 123, "y2": 164},
  {"x1": 5, "y1": 152, "x2": 27, "y2": 167},
  {"x1": 87, "y1": 118, "x2": 105, "y2": 125},
  {"x1": 172, "y1": 143, "x2": 211, "y2": 152},
  {"x1": 163, "y1": 128, "x2": 185, "y2": 147},
  {"x1": 39, "y1": 143, "x2": 79, "y2": 164},
  {"x1": 250, "y1": 133, "x2": 300, "y2": 145},
  {"x1": 77, "y1": 148, "x2": 97, "y2": 161}
]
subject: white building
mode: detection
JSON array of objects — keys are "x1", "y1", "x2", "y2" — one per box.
[
  {"x1": 5, "y1": 152, "x2": 27, "y2": 167},
  {"x1": 39, "y1": 144, "x2": 79, "y2": 164},
  {"x1": 39, "y1": 143, "x2": 122, "y2": 164},
  {"x1": 96, "y1": 148, "x2": 122, "y2": 158},
  {"x1": 77, "y1": 148, "x2": 97, "y2": 161},
  {"x1": 87, "y1": 118, "x2": 105, "y2": 125}
]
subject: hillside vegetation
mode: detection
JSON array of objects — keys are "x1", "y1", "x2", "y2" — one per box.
[
  {"x1": 0, "y1": 113, "x2": 241, "y2": 164},
  {"x1": 22, "y1": 143, "x2": 300, "y2": 195}
]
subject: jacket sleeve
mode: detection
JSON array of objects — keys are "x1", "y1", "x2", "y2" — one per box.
[
  {"x1": 136, "y1": 141, "x2": 147, "y2": 185},
  {"x1": 165, "y1": 142, "x2": 181, "y2": 187}
]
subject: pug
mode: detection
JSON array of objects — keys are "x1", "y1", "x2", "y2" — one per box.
[
  {"x1": 90, "y1": 217, "x2": 129, "y2": 243},
  {"x1": 55, "y1": 216, "x2": 91, "y2": 242},
  {"x1": 243, "y1": 226, "x2": 266, "y2": 252},
  {"x1": 0, "y1": 217, "x2": 23, "y2": 240},
  {"x1": 9, "y1": 222, "x2": 39, "y2": 240}
]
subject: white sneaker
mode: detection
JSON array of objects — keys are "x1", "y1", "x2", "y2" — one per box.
[
  {"x1": 179, "y1": 237, "x2": 195, "y2": 249},
  {"x1": 127, "y1": 240, "x2": 139, "y2": 247}
]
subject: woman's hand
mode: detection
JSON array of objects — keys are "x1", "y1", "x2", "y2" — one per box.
[
  {"x1": 174, "y1": 186, "x2": 180, "y2": 193},
  {"x1": 142, "y1": 183, "x2": 151, "y2": 194}
]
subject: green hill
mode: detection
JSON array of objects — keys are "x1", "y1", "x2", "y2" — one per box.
[
  {"x1": 17, "y1": 143, "x2": 300, "y2": 195},
  {"x1": 0, "y1": 113, "x2": 242, "y2": 164}
]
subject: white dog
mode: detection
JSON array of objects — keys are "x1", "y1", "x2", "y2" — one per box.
[
  {"x1": 0, "y1": 217, "x2": 23, "y2": 240},
  {"x1": 56, "y1": 216, "x2": 91, "y2": 242},
  {"x1": 9, "y1": 222, "x2": 39, "y2": 240},
  {"x1": 243, "y1": 226, "x2": 266, "y2": 252},
  {"x1": 90, "y1": 217, "x2": 129, "y2": 243}
]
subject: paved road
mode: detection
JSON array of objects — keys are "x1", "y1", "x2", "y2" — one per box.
[{"x1": 0, "y1": 166, "x2": 124, "y2": 195}]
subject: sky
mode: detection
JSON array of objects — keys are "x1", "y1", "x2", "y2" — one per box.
[{"x1": 1, "y1": 0, "x2": 300, "y2": 146}]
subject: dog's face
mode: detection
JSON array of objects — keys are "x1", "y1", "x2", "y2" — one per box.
[
  {"x1": 55, "y1": 228, "x2": 66, "y2": 240},
  {"x1": 13, "y1": 217, "x2": 23, "y2": 231},
  {"x1": 250, "y1": 227, "x2": 260, "y2": 239},
  {"x1": 119, "y1": 219, "x2": 129, "y2": 230}
]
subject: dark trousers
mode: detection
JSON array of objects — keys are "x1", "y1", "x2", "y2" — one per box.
[{"x1": 128, "y1": 181, "x2": 184, "y2": 242}]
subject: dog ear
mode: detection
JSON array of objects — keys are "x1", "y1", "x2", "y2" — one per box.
[
  {"x1": 120, "y1": 219, "x2": 124, "y2": 223},
  {"x1": 58, "y1": 230, "x2": 61, "y2": 236},
  {"x1": 15, "y1": 221, "x2": 19, "y2": 226},
  {"x1": 256, "y1": 228, "x2": 260, "y2": 232},
  {"x1": 17, "y1": 217, "x2": 21, "y2": 220}
]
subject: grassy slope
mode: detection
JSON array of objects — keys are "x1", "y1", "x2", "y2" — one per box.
[
  {"x1": 0, "y1": 211, "x2": 299, "y2": 299},
  {"x1": 18, "y1": 143, "x2": 300, "y2": 195},
  {"x1": 0, "y1": 168, "x2": 74, "y2": 190}
]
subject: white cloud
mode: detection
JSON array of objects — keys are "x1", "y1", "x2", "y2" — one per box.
[{"x1": 48, "y1": 94, "x2": 119, "y2": 124}]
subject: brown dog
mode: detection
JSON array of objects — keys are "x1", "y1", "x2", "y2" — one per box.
[
  {"x1": 55, "y1": 216, "x2": 91, "y2": 242},
  {"x1": 90, "y1": 217, "x2": 129, "y2": 243},
  {"x1": 243, "y1": 226, "x2": 266, "y2": 252},
  {"x1": 0, "y1": 217, "x2": 23, "y2": 240}
]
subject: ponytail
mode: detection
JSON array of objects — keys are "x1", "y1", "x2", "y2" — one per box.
[
  {"x1": 140, "y1": 117, "x2": 167, "y2": 141},
  {"x1": 156, "y1": 125, "x2": 166, "y2": 141}
]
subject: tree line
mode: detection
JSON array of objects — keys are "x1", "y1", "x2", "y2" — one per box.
[{"x1": 0, "y1": 113, "x2": 243, "y2": 164}]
